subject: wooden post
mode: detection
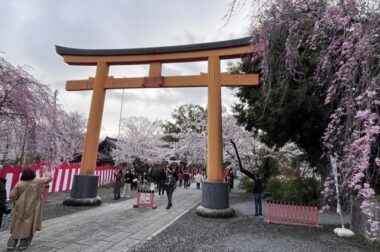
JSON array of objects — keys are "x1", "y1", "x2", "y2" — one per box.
[
  {"x1": 207, "y1": 56, "x2": 223, "y2": 182},
  {"x1": 80, "y1": 62, "x2": 109, "y2": 175},
  {"x1": 149, "y1": 62, "x2": 162, "y2": 77}
]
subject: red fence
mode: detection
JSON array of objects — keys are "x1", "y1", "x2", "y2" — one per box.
[
  {"x1": 264, "y1": 201, "x2": 320, "y2": 228},
  {"x1": 0, "y1": 163, "x2": 118, "y2": 199}
]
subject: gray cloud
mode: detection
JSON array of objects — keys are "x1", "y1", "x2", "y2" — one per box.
[{"x1": 0, "y1": 0, "x2": 251, "y2": 137}]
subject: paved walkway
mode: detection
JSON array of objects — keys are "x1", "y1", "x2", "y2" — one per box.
[{"x1": 0, "y1": 187, "x2": 201, "y2": 252}]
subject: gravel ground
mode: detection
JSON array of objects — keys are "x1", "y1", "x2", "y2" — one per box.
[{"x1": 130, "y1": 192, "x2": 379, "y2": 252}]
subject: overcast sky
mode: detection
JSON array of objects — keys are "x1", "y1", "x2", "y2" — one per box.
[{"x1": 0, "y1": 0, "x2": 252, "y2": 138}]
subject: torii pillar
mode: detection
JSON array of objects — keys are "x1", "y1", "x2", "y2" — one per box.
[
  {"x1": 195, "y1": 56, "x2": 232, "y2": 216},
  {"x1": 56, "y1": 37, "x2": 258, "y2": 216}
]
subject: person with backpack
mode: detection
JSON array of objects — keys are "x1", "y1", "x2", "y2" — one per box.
[{"x1": 164, "y1": 168, "x2": 176, "y2": 209}]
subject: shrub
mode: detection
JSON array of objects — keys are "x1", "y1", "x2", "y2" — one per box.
[
  {"x1": 258, "y1": 156, "x2": 279, "y2": 183},
  {"x1": 266, "y1": 177, "x2": 320, "y2": 205},
  {"x1": 266, "y1": 178, "x2": 283, "y2": 200},
  {"x1": 238, "y1": 176, "x2": 254, "y2": 193},
  {"x1": 149, "y1": 165, "x2": 162, "y2": 182},
  {"x1": 375, "y1": 195, "x2": 380, "y2": 202}
]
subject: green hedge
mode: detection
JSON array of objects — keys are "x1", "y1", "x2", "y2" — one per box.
[
  {"x1": 266, "y1": 177, "x2": 321, "y2": 205},
  {"x1": 238, "y1": 176, "x2": 254, "y2": 192},
  {"x1": 375, "y1": 194, "x2": 380, "y2": 202}
]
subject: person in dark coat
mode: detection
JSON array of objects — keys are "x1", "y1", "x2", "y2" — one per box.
[
  {"x1": 113, "y1": 169, "x2": 122, "y2": 200},
  {"x1": 229, "y1": 170, "x2": 235, "y2": 190},
  {"x1": 183, "y1": 170, "x2": 190, "y2": 189},
  {"x1": 253, "y1": 174, "x2": 263, "y2": 216},
  {"x1": 0, "y1": 176, "x2": 7, "y2": 227},
  {"x1": 164, "y1": 168, "x2": 176, "y2": 209},
  {"x1": 131, "y1": 172, "x2": 138, "y2": 191},
  {"x1": 0, "y1": 165, "x2": 11, "y2": 227},
  {"x1": 122, "y1": 170, "x2": 133, "y2": 198},
  {"x1": 157, "y1": 168, "x2": 166, "y2": 196}
]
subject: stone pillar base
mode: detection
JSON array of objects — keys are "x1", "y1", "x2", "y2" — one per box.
[
  {"x1": 195, "y1": 181, "x2": 235, "y2": 218},
  {"x1": 63, "y1": 196, "x2": 102, "y2": 206},
  {"x1": 196, "y1": 205, "x2": 235, "y2": 218},
  {"x1": 63, "y1": 175, "x2": 102, "y2": 206}
]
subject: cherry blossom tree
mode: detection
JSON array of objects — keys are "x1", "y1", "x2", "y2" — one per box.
[
  {"x1": 162, "y1": 104, "x2": 208, "y2": 167},
  {"x1": 115, "y1": 116, "x2": 171, "y2": 167},
  {"x1": 36, "y1": 110, "x2": 85, "y2": 165},
  {"x1": 0, "y1": 56, "x2": 85, "y2": 165},
  {"x1": 230, "y1": 0, "x2": 380, "y2": 237},
  {"x1": 223, "y1": 113, "x2": 270, "y2": 170},
  {"x1": 163, "y1": 104, "x2": 270, "y2": 170},
  {"x1": 276, "y1": 142, "x2": 312, "y2": 179},
  {"x1": 168, "y1": 114, "x2": 207, "y2": 167}
]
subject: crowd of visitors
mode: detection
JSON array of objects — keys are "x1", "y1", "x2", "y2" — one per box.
[
  {"x1": 111, "y1": 164, "x2": 208, "y2": 210},
  {"x1": 112, "y1": 169, "x2": 148, "y2": 199}
]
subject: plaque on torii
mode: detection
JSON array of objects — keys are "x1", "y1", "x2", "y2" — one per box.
[{"x1": 56, "y1": 37, "x2": 258, "y2": 215}]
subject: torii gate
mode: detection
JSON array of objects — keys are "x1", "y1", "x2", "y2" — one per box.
[{"x1": 56, "y1": 37, "x2": 258, "y2": 216}]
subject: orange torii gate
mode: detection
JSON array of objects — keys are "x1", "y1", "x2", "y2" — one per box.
[{"x1": 56, "y1": 37, "x2": 258, "y2": 216}]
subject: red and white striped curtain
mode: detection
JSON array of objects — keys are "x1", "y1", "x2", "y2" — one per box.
[{"x1": 0, "y1": 163, "x2": 119, "y2": 199}]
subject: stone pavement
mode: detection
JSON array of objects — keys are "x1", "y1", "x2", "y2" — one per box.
[{"x1": 0, "y1": 186, "x2": 201, "y2": 252}]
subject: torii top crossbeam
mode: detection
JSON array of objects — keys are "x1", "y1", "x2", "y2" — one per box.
[
  {"x1": 56, "y1": 37, "x2": 258, "y2": 182},
  {"x1": 56, "y1": 37, "x2": 252, "y2": 63}
]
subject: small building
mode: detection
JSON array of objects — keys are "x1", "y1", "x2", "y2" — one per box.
[{"x1": 71, "y1": 136, "x2": 118, "y2": 165}]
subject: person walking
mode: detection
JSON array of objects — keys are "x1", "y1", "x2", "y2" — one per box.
[
  {"x1": 7, "y1": 165, "x2": 52, "y2": 251},
  {"x1": 178, "y1": 171, "x2": 184, "y2": 188},
  {"x1": 194, "y1": 172, "x2": 203, "y2": 190},
  {"x1": 141, "y1": 172, "x2": 148, "y2": 188},
  {"x1": 253, "y1": 174, "x2": 263, "y2": 216},
  {"x1": 228, "y1": 170, "x2": 235, "y2": 193},
  {"x1": 164, "y1": 168, "x2": 176, "y2": 209},
  {"x1": 157, "y1": 168, "x2": 166, "y2": 197},
  {"x1": 0, "y1": 164, "x2": 11, "y2": 228},
  {"x1": 122, "y1": 170, "x2": 133, "y2": 198},
  {"x1": 183, "y1": 170, "x2": 190, "y2": 189},
  {"x1": 113, "y1": 169, "x2": 122, "y2": 200},
  {"x1": 131, "y1": 171, "x2": 138, "y2": 191}
]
